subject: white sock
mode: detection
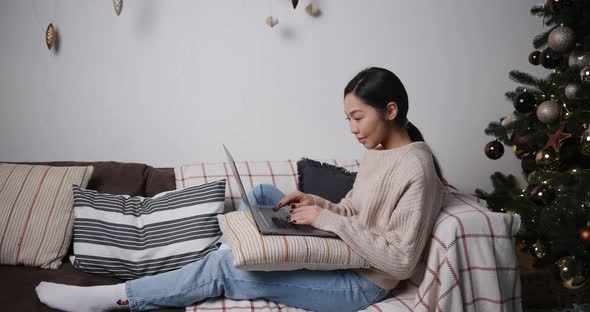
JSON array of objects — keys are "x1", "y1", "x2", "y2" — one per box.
[{"x1": 35, "y1": 281, "x2": 129, "y2": 312}]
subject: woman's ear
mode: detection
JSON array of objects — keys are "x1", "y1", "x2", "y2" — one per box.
[{"x1": 385, "y1": 102, "x2": 398, "y2": 121}]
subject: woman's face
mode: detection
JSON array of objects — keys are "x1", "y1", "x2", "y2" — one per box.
[{"x1": 344, "y1": 93, "x2": 390, "y2": 149}]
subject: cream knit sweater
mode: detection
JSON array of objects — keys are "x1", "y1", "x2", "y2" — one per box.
[{"x1": 312, "y1": 142, "x2": 447, "y2": 290}]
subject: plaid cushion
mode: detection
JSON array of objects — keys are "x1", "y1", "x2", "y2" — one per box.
[{"x1": 178, "y1": 161, "x2": 523, "y2": 312}]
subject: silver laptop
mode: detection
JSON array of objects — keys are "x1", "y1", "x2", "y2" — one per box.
[{"x1": 223, "y1": 145, "x2": 338, "y2": 238}]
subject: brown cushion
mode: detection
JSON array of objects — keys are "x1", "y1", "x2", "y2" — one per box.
[
  {"x1": 145, "y1": 167, "x2": 176, "y2": 197},
  {"x1": 5, "y1": 161, "x2": 176, "y2": 197}
]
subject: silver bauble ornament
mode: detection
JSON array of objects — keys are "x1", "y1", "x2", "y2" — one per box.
[
  {"x1": 569, "y1": 47, "x2": 590, "y2": 67},
  {"x1": 580, "y1": 127, "x2": 590, "y2": 156},
  {"x1": 548, "y1": 25, "x2": 576, "y2": 53},
  {"x1": 565, "y1": 83, "x2": 590, "y2": 100},
  {"x1": 536, "y1": 100, "x2": 561, "y2": 124},
  {"x1": 582, "y1": 66, "x2": 590, "y2": 84}
]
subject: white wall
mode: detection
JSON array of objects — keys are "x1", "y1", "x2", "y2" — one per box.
[{"x1": 0, "y1": 0, "x2": 546, "y2": 193}]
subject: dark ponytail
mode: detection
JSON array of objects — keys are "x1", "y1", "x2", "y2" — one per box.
[{"x1": 345, "y1": 67, "x2": 445, "y2": 183}]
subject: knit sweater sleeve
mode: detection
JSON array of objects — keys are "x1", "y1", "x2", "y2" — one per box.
[
  {"x1": 310, "y1": 191, "x2": 357, "y2": 216},
  {"x1": 313, "y1": 162, "x2": 443, "y2": 280}
]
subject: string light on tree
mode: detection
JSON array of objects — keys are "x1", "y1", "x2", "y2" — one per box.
[
  {"x1": 579, "y1": 227, "x2": 590, "y2": 247},
  {"x1": 581, "y1": 66, "x2": 590, "y2": 85}
]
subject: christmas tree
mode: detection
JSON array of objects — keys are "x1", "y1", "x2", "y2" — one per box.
[{"x1": 476, "y1": 0, "x2": 590, "y2": 290}]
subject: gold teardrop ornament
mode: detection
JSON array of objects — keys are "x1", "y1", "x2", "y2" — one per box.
[{"x1": 45, "y1": 23, "x2": 55, "y2": 50}]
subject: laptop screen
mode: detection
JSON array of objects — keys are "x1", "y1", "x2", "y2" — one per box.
[{"x1": 223, "y1": 145, "x2": 252, "y2": 211}]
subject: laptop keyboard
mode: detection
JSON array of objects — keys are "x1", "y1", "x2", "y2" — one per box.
[{"x1": 271, "y1": 215, "x2": 292, "y2": 229}]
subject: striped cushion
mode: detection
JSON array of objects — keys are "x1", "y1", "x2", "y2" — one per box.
[
  {"x1": 218, "y1": 210, "x2": 370, "y2": 271},
  {"x1": 70, "y1": 179, "x2": 226, "y2": 280},
  {"x1": 0, "y1": 163, "x2": 94, "y2": 269}
]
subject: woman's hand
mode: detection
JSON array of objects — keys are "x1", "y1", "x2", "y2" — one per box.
[
  {"x1": 273, "y1": 191, "x2": 314, "y2": 211},
  {"x1": 289, "y1": 205, "x2": 323, "y2": 225}
]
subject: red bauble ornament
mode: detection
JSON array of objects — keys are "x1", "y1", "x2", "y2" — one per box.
[
  {"x1": 529, "y1": 51, "x2": 541, "y2": 65},
  {"x1": 485, "y1": 141, "x2": 504, "y2": 159},
  {"x1": 579, "y1": 227, "x2": 590, "y2": 246},
  {"x1": 546, "y1": 0, "x2": 573, "y2": 13}
]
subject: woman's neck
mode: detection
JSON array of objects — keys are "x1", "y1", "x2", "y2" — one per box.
[{"x1": 381, "y1": 128, "x2": 413, "y2": 150}]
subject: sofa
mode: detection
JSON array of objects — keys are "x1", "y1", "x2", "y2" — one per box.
[{"x1": 0, "y1": 159, "x2": 575, "y2": 311}]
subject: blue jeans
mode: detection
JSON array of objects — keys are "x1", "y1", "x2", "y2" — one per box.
[{"x1": 126, "y1": 184, "x2": 388, "y2": 312}]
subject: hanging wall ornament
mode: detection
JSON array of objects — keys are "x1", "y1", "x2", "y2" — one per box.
[
  {"x1": 113, "y1": 0, "x2": 123, "y2": 16},
  {"x1": 581, "y1": 66, "x2": 590, "y2": 84},
  {"x1": 484, "y1": 141, "x2": 504, "y2": 159},
  {"x1": 305, "y1": 2, "x2": 320, "y2": 16},
  {"x1": 548, "y1": 25, "x2": 576, "y2": 53},
  {"x1": 266, "y1": 16, "x2": 279, "y2": 28},
  {"x1": 292, "y1": 0, "x2": 299, "y2": 9},
  {"x1": 529, "y1": 51, "x2": 541, "y2": 65},
  {"x1": 540, "y1": 50, "x2": 561, "y2": 69},
  {"x1": 536, "y1": 100, "x2": 561, "y2": 124},
  {"x1": 568, "y1": 47, "x2": 590, "y2": 68},
  {"x1": 513, "y1": 91, "x2": 537, "y2": 113},
  {"x1": 45, "y1": 23, "x2": 55, "y2": 50}
]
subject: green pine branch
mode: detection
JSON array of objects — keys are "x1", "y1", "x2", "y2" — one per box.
[
  {"x1": 533, "y1": 29, "x2": 551, "y2": 50},
  {"x1": 509, "y1": 70, "x2": 542, "y2": 88}
]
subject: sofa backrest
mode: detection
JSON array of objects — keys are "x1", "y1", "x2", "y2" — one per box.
[
  {"x1": 3, "y1": 161, "x2": 176, "y2": 197},
  {"x1": 175, "y1": 159, "x2": 360, "y2": 212}
]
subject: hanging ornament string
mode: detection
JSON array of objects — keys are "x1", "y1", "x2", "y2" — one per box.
[
  {"x1": 266, "y1": 0, "x2": 278, "y2": 28},
  {"x1": 30, "y1": 0, "x2": 57, "y2": 50}
]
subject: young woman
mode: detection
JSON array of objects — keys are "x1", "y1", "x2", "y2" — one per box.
[{"x1": 36, "y1": 67, "x2": 447, "y2": 312}]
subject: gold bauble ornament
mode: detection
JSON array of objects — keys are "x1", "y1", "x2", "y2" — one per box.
[
  {"x1": 532, "y1": 241, "x2": 547, "y2": 259},
  {"x1": 45, "y1": 23, "x2": 55, "y2": 50},
  {"x1": 535, "y1": 149, "x2": 562, "y2": 172},
  {"x1": 513, "y1": 145, "x2": 532, "y2": 159},
  {"x1": 556, "y1": 256, "x2": 588, "y2": 289}
]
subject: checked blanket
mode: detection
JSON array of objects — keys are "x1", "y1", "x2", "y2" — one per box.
[{"x1": 177, "y1": 160, "x2": 522, "y2": 312}]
